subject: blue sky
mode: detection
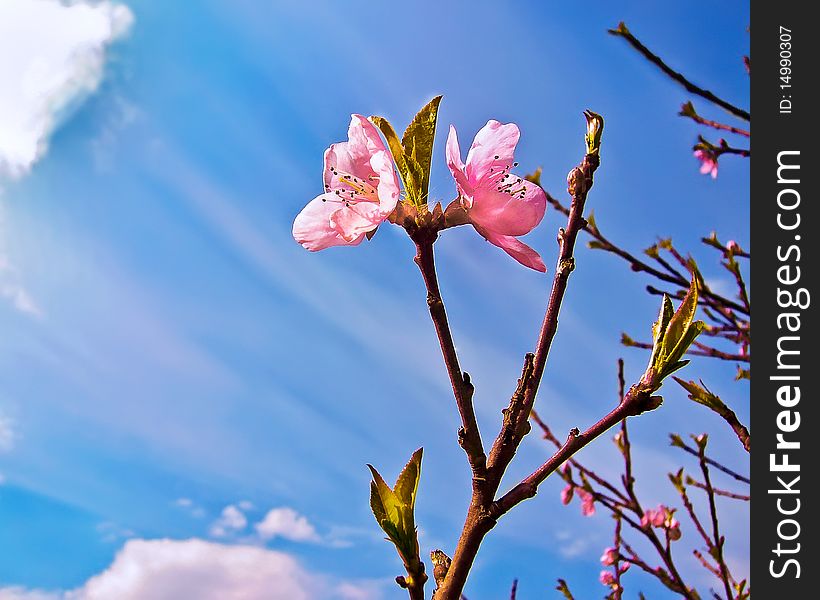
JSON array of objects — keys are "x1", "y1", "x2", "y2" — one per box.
[{"x1": 0, "y1": 1, "x2": 749, "y2": 598}]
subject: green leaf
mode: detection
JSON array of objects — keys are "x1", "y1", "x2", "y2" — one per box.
[
  {"x1": 369, "y1": 481, "x2": 387, "y2": 524},
  {"x1": 667, "y1": 320, "x2": 705, "y2": 369},
  {"x1": 649, "y1": 294, "x2": 674, "y2": 369},
  {"x1": 662, "y1": 276, "x2": 699, "y2": 360},
  {"x1": 556, "y1": 579, "x2": 575, "y2": 600},
  {"x1": 679, "y1": 101, "x2": 697, "y2": 117},
  {"x1": 401, "y1": 95, "x2": 442, "y2": 203},
  {"x1": 586, "y1": 209, "x2": 597, "y2": 230},
  {"x1": 371, "y1": 116, "x2": 414, "y2": 199},
  {"x1": 367, "y1": 464, "x2": 401, "y2": 525},
  {"x1": 669, "y1": 468, "x2": 686, "y2": 493},
  {"x1": 367, "y1": 449, "x2": 425, "y2": 569},
  {"x1": 394, "y1": 448, "x2": 423, "y2": 509},
  {"x1": 524, "y1": 167, "x2": 542, "y2": 186}
]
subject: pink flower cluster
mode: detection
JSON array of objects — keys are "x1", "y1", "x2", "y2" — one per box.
[
  {"x1": 641, "y1": 504, "x2": 682, "y2": 541},
  {"x1": 599, "y1": 550, "x2": 630, "y2": 589},
  {"x1": 293, "y1": 114, "x2": 547, "y2": 270},
  {"x1": 694, "y1": 148, "x2": 718, "y2": 178}
]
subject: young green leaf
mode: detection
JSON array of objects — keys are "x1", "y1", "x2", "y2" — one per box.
[
  {"x1": 401, "y1": 95, "x2": 442, "y2": 202},
  {"x1": 663, "y1": 276, "x2": 699, "y2": 356},
  {"x1": 368, "y1": 464, "x2": 401, "y2": 525},
  {"x1": 394, "y1": 448, "x2": 423, "y2": 509}
]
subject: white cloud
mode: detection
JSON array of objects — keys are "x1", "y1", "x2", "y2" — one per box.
[
  {"x1": 0, "y1": 538, "x2": 381, "y2": 600},
  {"x1": 255, "y1": 507, "x2": 320, "y2": 543},
  {"x1": 209, "y1": 504, "x2": 248, "y2": 538},
  {"x1": 0, "y1": 588, "x2": 60, "y2": 600},
  {"x1": 0, "y1": 0, "x2": 134, "y2": 179}
]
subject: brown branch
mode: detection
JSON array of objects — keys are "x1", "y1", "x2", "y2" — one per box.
[
  {"x1": 680, "y1": 101, "x2": 750, "y2": 137},
  {"x1": 412, "y1": 234, "x2": 487, "y2": 484},
  {"x1": 532, "y1": 409, "x2": 631, "y2": 506},
  {"x1": 609, "y1": 22, "x2": 750, "y2": 121},
  {"x1": 490, "y1": 380, "x2": 661, "y2": 520},
  {"x1": 681, "y1": 110, "x2": 751, "y2": 137},
  {"x1": 435, "y1": 134, "x2": 602, "y2": 600},
  {"x1": 687, "y1": 478, "x2": 750, "y2": 501},
  {"x1": 698, "y1": 445, "x2": 734, "y2": 600}
]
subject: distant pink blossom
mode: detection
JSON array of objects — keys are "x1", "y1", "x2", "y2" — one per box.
[
  {"x1": 293, "y1": 115, "x2": 400, "y2": 251},
  {"x1": 619, "y1": 562, "x2": 631, "y2": 574},
  {"x1": 446, "y1": 120, "x2": 547, "y2": 271},
  {"x1": 578, "y1": 489, "x2": 596, "y2": 516},
  {"x1": 600, "y1": 547, "x2": 618, "y2": 566},
  {"x1": 726, "y1": 240, "x2": 740, "y2": 253},
  {"x1": 694, "y1": 149, "x2": 718, "y2": 179},
  {"x1": 599, "y1": 571, "x2": 616, "y2": 587},
  {"x1": 560, "y1": 484, "x2": 574, "y2": 505},
  {"x1": 641, "y1": 505, "x2": 667, "y2": 528}
]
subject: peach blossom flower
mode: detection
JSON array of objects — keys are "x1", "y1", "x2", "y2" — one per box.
[
  {"x1": 293, "y1": 115, "x2": 400, "y2": 251},
  {"x1": 446, "y1": 120, "x2": 546, "y2": 271}
]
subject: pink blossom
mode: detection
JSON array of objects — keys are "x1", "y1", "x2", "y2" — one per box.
[
  {"x1": 293, "y1": 115, "x2": 400, "y2": 251},
  {"x1": 694, "y1": 149, "x2": 718, "y2": 179},
  {"x1": 446, "y1": 121, "x2": 547, "y2": 271},
  {"x1": 600, "y1": 547, "x2": 618, "y2": 566},
  {"x1": 618, "y1": 562, "x2": 631, "y2": 574},
  {"x1": 578, "y1": 489, "x2": 596, "y2": 516},
  {"x1": 599, "y1": 571, "x2": 616, "y2": 587},
  {"x1": 560, "y1": 484, "x2": 574, "y2": 505},
  {"x1": 726, "y1": 240, "x2": 740, "y2": 253},
  {"x1": 651, "y1": 505, "x2": 667, "y2": 527}
]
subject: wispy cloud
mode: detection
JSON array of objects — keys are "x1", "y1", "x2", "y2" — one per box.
[
  {"x1": 0, "y1": 0, "x2": 133, "y2": 179},
  {"x1": 0, "y1": 233, "x2": 41, "y2": 318},
  {"x1": 0, "y1": 410, "x2": 16, "y2": 453}
]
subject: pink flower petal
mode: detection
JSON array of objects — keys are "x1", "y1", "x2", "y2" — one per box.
[
  {"x1": 293, "y1": 194, "x2": 366, "y2": 251},
  {"x1": 600, "y1": 547, "x2": 618, "y2": 566},
  {"x1": 560, "y1": 484, "x2": 574, "y2": 505},
  {"x1": 369, "y1": 149, "x2": 401, "y2": 216},
  {"x1": 446, "y1": 125, "x2": 473, "y2": 204},
  {"x1": 465, "y1": 120, "x2": 520, "y2": 183},
  {"x1": 329, "y1": 200, "x2": 383, "y2": 242},
  {"x1": 469, "y1": 176, "x2": 546, "y2": 236},
  {"x1": 477, "y1": 226, "x2": 546, "y2": 272}
]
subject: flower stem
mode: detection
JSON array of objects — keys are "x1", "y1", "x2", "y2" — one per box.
[{"x1": 413, "y1": 234, "x2": 488, "y2": 484}]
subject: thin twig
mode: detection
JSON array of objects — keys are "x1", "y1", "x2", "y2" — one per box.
[
  {"x1": 609, "y1": 22, "x2": 750, "y2": 121},
  {"x1": 674, "y1": 439, "x2": 750, "y2": 484},
  {"x1": 698, "y1": 445, "x2": 734, "y2": 600}
]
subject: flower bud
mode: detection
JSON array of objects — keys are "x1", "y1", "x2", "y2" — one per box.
[{"x1": 584, "y1": 110, "x2": 604, "y2": 155}]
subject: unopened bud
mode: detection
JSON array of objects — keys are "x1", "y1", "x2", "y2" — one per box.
[{"x1": 584, "y1": 110, "x2": 604, "y2": 155}]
